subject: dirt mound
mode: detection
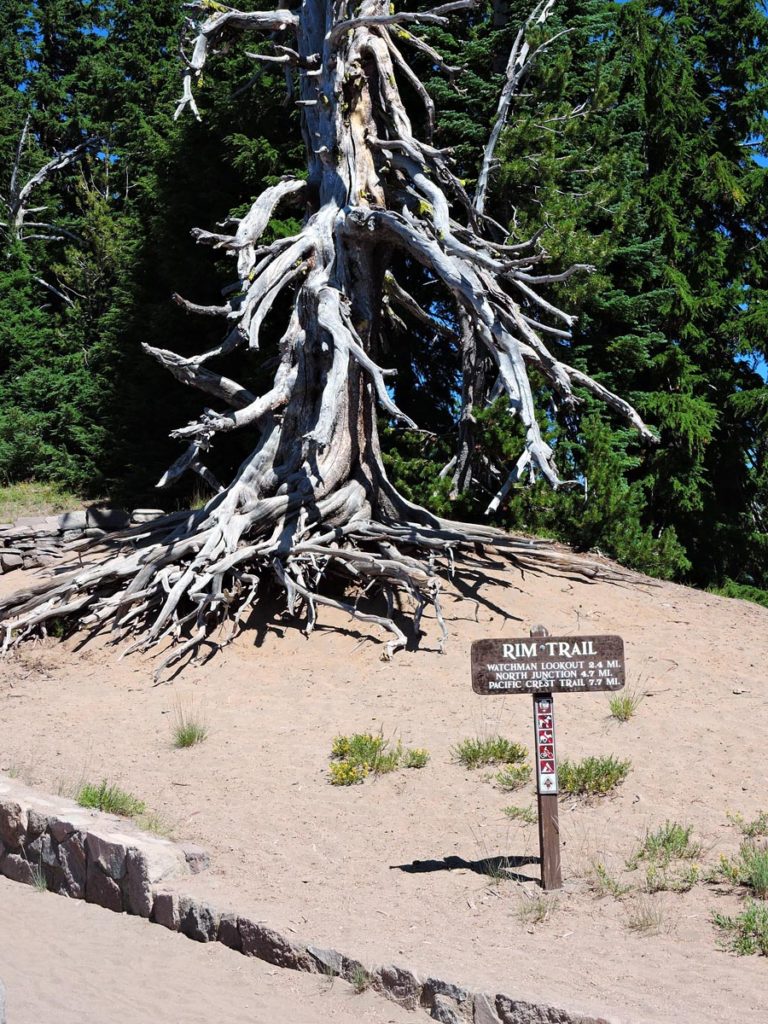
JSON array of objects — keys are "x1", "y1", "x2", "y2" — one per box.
[{"x1": 1, "y1": 557, "x2": 766, "y2": 1023}]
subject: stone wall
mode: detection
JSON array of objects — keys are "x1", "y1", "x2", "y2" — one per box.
[
  {"x1": 0, "y1": 507, "x2": 164, "y2": 573},
  {"x1": 0, "y1": 777, "x2": 616, "y2": 1024}
]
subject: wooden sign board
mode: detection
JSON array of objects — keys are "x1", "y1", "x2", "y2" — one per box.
[{"x1": 470, "y1": 635, "x2": 625, "y2": 696}]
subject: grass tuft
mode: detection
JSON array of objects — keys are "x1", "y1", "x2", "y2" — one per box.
[
  {"x1": 452, "y1": 736, "x2": 527, "y2": 770},
  {"x1": 558, "y1": 755, "x2": 630, "y2": 796},
  {"x1": 172, "y1": 700, "x2": 208, "y2": 748},
  {"x1": 713, "y1": 900, "x2": 768, "y2": 956},
  {"x1": 627, "y1": 896, "x2": 667, "y2": 935},
  {"x1": 609, "y1": 689, "x2": 643, "y2": 722},
  {"x1": 350, "y1": 964, "x2": 371, "y2": 994},
  {"x1": 76, "y1": 780, "x2": 146, "y2": 818},
  {"x1": 517, "y1": 892, "x2": 558, "y2": 925}
]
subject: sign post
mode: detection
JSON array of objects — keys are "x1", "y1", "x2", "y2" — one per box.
[
  {"x1": 470, "y1": 626, "x2": 625, "y2": 892},
  {"x1": 530, "y1": 626, "x2": 561, "y2": 890}
]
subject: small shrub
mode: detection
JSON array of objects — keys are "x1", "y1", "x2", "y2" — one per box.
[
  {"x1": 452, "y1": 736, "x2": 527, "y2": 770},
  {"x1": 715, "y1": 843, "x2": 768, "y2": 898},
  {"x1": 558, "y1": 755, "x2": 630, "y2": 796},
  {"x1": 728, "y1": 811, "x2": 768, "y2": 840},
  {"x1": 172, "y1": 704, "x2": 208, "y2": 749},
  {"x1": 713, "y1": 901, "x2": 768, "y2": 956},
  {"x1": 76, "y1": 780, "x2": 146, "y2": 818},
  {"x1": 503, "y1": 805, "x2": 536, "y2": 825},
  {"x1": 495, "y1": 763, "x2": 532, "y2": 791},
  {"x1": 644, "y1": 862, "x2": 699, "y2": 894},
  {"x1": 591, "y1": 862, "x2": 631, "y2": 899},
  {"x1": 329, "y1": 761, "x2": 369, "y2": 786},
  {"x1": 403, "y1": 747, "x2": 429, "y2": 769},
  {"x1": 329, "y1": 731, "x2": 427, "y2": 785},
  {"x1": 630, "y1": 821, "x2": 702, "y2": 866},
  {"x1": 609, "y1": 690, "x2": 643, "y2": 722},
  {"x1": 627, "y1": 821, "x2": 702, "y2": 892}
]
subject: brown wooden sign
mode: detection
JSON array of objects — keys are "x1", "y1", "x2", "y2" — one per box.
[{"x1": 470, "y1": 635, "x2": 625, "y2": 696}]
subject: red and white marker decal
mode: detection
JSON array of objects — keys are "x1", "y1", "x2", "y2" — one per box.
[{"x1": 534, "y1": 695, "x2": 558, "y2": 794}]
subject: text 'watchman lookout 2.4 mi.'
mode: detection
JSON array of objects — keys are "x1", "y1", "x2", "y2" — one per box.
[{"x1": 470, "y1": 635, "x2": 626, "y2": 695}]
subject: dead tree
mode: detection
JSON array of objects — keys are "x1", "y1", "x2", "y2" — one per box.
[
  {"x1": 0, "y1": 1, "x2": 654, "y2": 675},
  {"x1": 1, "y1": 112, "x2": 101, "y2": 304}
]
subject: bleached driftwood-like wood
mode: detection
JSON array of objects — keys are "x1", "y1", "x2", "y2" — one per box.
[{"x1": 0, "y1": 1, "x2": 653, "y2": 674}]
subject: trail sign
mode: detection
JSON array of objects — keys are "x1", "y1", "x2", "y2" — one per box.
[
  {"x1": 470, "y1": 634, "x2": 625, "y2": 695},
  {"x1": 470, "y1": 627, "x2": 626, "y2": 892}
]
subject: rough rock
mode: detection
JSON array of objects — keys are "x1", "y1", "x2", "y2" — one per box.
[
  {"x1": 217, "y1": 913, "x2": 242, "y2": 952},
  {"x1": 57, "y1": 510, "x2": 87, "y2": 531},
  {"x1": 25, "y1": 810, "x2": 47, "y2": 842},
  {"x1": 85, "y1": 832, "x2": 128, "y2": 880},
  {"x1": 152, "y1": 891, "x2": 180, "y2": 931},
  {"x1": 0, "y1": 553, "x2": 22, "y2": 572},
  {"x1": 179, "y1": 897, "x2": 220, "y2": 942},
  {"x1": 125, "y1": 849, "x2": 154, "y2": 918},
  {"x1": 373, "y1": 964, "x2": 422, "y2": 1010},
  {"x1": 494, "y1": 996, "x2": 612, "y2": 1024},
  {"x1": 424, "y1": 979, "x2": 472, "y2": 1008},
  {"x1": 1, "y1": 854, "x2": 34, "y2": 886},
  {"x1": 57, "y1": 831, "x2": 86, "y2": 898},
  {"x1": 431, "y1": 993, "x2": 472, "y2": 1024},
  {"x1": 131, "y1": 509, "x2": 165, "y2": 522},
  {"x1": 238, "y1": 918, "x2": 314, "y2": 971},
  {"x1": 0, "y1": 800, "x2": 28, "y2": 850},
  {"x1": 85, "y1": 861, "x2": 123, "y2": 912},
  {"x1": 86, "y1": 507, "x2": 129, "y2": 531},
  {"x1": 308, "y1": 946, "x2": 344, "y2": 977},
  {"x1": 474, "y1": 994, "x2": 503, "y2": 1024}
]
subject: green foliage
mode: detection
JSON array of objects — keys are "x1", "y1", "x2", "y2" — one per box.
[
  {"x1": 627, "y1": 821, "x2": 703, "y2": 893},
  {"x1": 728, "y1": 811, "x2": 768, "y2": 841},
  {"x1": 76, "y1": 780, "x2": 146, "y2": 818},
  {"x1": 329, "y1": 732, "x2": 428, "y2": 785},
  {"x1": 558, "y1": 755, "x2": 630, "y2": 795},
  {"x1": 502, "y1": 804, "x2": 536, "y2": 825},
  {"x1": 630, "y1": 822, "x2": 702, "y2": 865},
  {"x1": 718, "y1": 843, "x2": 768, "y2": 899},
  {"x1": 713, "y1": 901, "x2": 768, "y2": 956},
  {"x1": 0, "y1": 482, "x2": 83, "y2": 523},
  {"x1": 452, "y1": 736, "x2": 528, "y2": 770},
  {"x1": 609, "y1": 689, "x2": 643, "y2": 722},
  {"x1": 710, "y1": 581, "x2": 768, "y2": 610},
  {"x1": 172, "y1": 704, "x2": 208, "y2": 749},
  {"x1": 591, "y1": 862, "x2": 632, "y2": 900},
  {"x1": 494, "y1": 763, "x2": 532, "y2": 791},
  {"x1": 403, "y1": 748, "x2": 430, "y2": 769}
]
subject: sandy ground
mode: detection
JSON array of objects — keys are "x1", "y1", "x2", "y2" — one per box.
[
  {"x1": 0, "y1": 877, "x2": 412, "y2": 1023},
  {"x1": 0, "y1": 555, "x2": 767, "y2": 1024}
]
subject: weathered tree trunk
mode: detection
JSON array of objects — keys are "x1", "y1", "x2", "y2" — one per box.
[{"x1": 0, "y1": 1, "x2": 653, "y2": 675}]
